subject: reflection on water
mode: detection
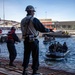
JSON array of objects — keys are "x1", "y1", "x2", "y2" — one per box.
[{"x1": 0, "y1": 36, "x2": 75, "y2": 73}]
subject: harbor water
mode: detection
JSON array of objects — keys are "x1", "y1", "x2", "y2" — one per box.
[{"x1": 0, "y1": 36, "x2": 75, "y2": 73}]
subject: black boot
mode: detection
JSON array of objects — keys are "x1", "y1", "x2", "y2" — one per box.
[
  {"x1": 22, "y1": 71, "x2": 28, "y2": 75},
  {"x1": 9, "y1": 63, "x2": 16, "y2": 67},
  {"x1": 32, "y1": 70, "x2": 39, "y2": 75},
  {"x1": 22, "y1": 67, "x2": 28, "y2": 75}
]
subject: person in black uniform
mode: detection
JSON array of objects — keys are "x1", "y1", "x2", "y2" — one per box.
[
  {"x1": 7, "y1": 27, "x2": 20, "y2": 67},
  {"x1": 62, "y1": 42, "x2": 68, "y2": 52},
  {"x1": 21, "y1": 5, "x2": 53, "y2": 75}
]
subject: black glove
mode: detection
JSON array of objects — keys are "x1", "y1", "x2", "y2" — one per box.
[
  {"x1": 50, "y1": 29, "x2": 54, "y2": 32},
  {"x1": 18, "y1": 40, "x2": 21, "y2": 43}
]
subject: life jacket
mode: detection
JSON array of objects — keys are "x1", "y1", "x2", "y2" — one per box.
[
  {"x1": 0, "y1": 29, "x2": 2, "y2": 34},
  {"x1": 21, "y1": 15, "x2": 39, "y2": 39},
  {"x1": 7, "y1": 30, "x2": 14, "y2": 41}
]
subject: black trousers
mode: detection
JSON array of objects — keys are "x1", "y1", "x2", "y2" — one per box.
[
  {"x1": 7, "y1": 43, "x2": 17, "y2": 65},
  {"x1": 22, "y1": 39, "x2": 39, "y2": 71}
]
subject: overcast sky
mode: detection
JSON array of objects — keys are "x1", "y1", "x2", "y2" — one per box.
[{"x1": 0, "y1": 0, "x2": 75, "y2": 22}]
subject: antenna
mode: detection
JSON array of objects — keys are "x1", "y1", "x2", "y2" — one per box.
[{"x1": 45, "y1": 11, "x2": 47, "y2": 19}]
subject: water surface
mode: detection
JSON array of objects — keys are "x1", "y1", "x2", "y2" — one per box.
[{"x1": 0, "y1": 36, "x2": 75, "y2": 73}]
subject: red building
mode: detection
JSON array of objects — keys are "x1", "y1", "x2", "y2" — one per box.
[{"x1": 39, "y1": 19, "x2": 56, "y2": 30}]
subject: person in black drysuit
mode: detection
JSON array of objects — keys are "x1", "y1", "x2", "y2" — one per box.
[
  {"x1": 7, "y1": 27, "x2": 20, "y2": 67},
  {"x1": 21, "y1": 5, "x2": 53, "y2": 75},
  {"x1": 62, "y1": 42, "x2": 68, "y2": 52}
]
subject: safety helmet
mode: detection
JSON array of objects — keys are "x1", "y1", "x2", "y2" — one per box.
[
  {"x1": 11, "y1": 27, "x2": 16, "y2": 30},
  {"x1": 25, "y1": 5, "x2": 35, "y2": 12}
]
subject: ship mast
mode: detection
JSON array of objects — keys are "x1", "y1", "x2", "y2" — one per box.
[{"x1": 3, "y1": 0, "x2": 5, "y2": 27}]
